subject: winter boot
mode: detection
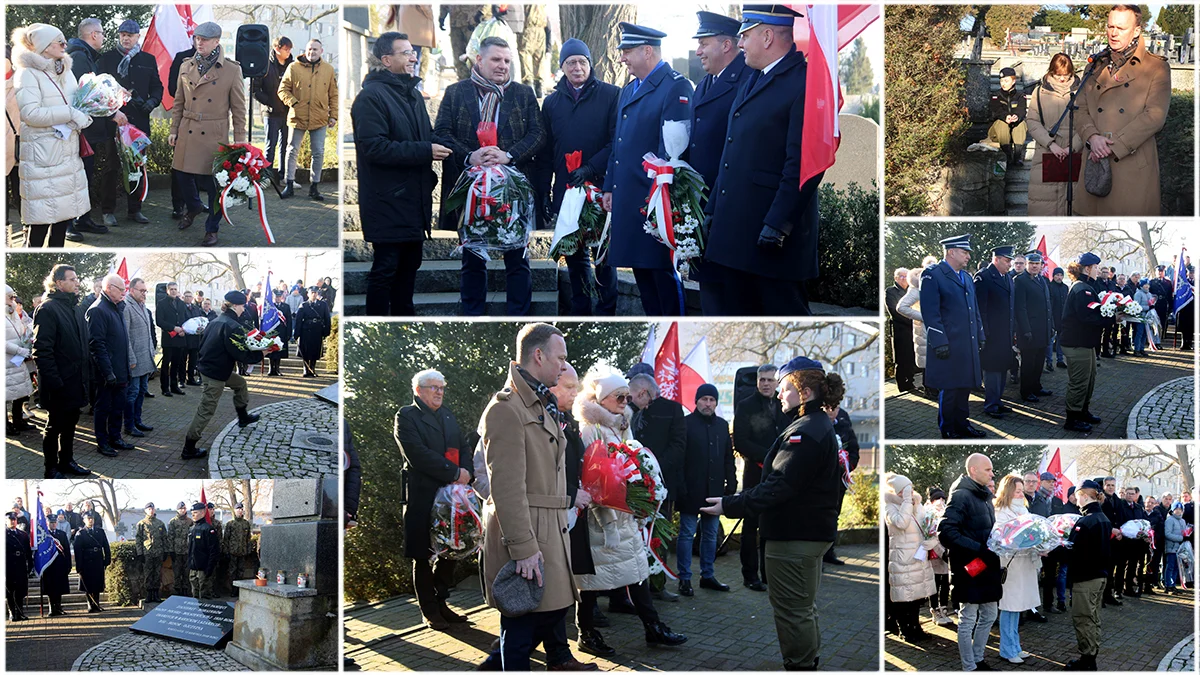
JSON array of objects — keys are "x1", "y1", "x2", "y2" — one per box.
[
  {"x1": 280, "y1": 180, "x2": 295, "y2": 199},
  {"x1": 181, "y1": 436, "x2": 209, "y2": 459},
  {"x1": 236, "y1": 407, "x2": 261, "y2": 427}
]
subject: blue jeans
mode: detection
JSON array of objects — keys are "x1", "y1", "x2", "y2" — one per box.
[
  {"x1": 124, "y1": 374, "x2": 149, "y2": 430},
  {"x1": 1164, "y1": 552, "x2": 1179, "y2": 588},
  {"x1": 1057, "y1": 563, "x2": 1069, "y2": 604},
  {"x1": 676, "y1": 513, "x2": 719, "y2": 581},
  {"x1": 265, "y1": 116, "x2": 290, "y2": 172},
  {"x1": 998, "y1": 609, "x2": 1022, "y2": 659},
  {"x1": 957, "y1": 601, "x2": 997, "y2": 671},
  {"x1": 1133, "y1": 323, "x2": 1148, "y2": 351}
]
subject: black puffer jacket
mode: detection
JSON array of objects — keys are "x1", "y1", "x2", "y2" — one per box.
[
  {"x1": 84, "y1": 293, "x2": 130, "y2": 385},
  {"x1": 67, "y1": 38, "x2": 113, "y2": 143},
  {"x1": 32, "y1": 291, "x2": 91, "y2": 410},
  {"x1": 196, "y1": 309, "x2": 263, "y2": 381},
  {"x1": 1066, "y1": 501, "x2": 1112, "y2": 585},
  {"x1": 938, "y1": 474, "x2": 1003, "y2": 604}
]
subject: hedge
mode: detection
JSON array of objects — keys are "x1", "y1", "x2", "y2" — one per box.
[
  {"x1": 105, "y1": 541, "x2": 140, "y2": 606},
  {"x1": 1159, "y1": 90, "x2": 1194, "y2": 216},
  {"x1": 811, "y1": 181, "x2": 880, "y2": 310},
  {"x1": 145, "y1": 117, "x2": 339, "y2": 177}
]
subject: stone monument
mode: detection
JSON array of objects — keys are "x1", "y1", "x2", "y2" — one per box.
[{"x1": 225, "y1": 478, "x2": 338, "y2": 670}]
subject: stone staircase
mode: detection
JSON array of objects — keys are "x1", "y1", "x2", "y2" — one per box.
[
  {"x1": 19, "y1": 572, "x2": 112, "y2": 611},
  {"x1": 988, "y1": 70, "x2": 1035, "y2": 217}
]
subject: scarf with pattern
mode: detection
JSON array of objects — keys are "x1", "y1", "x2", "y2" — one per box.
[
  {"x1": 195, "y1": 45, "x2": 222, "y2": 78},
  {"x1": 470, "y1": 65, "x2": 510, "y2": 124},
  {"x1": 1107, "y1": 36, "x2": 1139, "y2": 76},
  {"x1": 117, "y1": 43, "x2": 140, "y2": 79},
  {"x1": 516, "y1": 366, "x2": 560, "y2": 422}
]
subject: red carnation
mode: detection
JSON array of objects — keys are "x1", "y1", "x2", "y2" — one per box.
[
  {"x1": 223, "y1": 161, "x2": 232, "y2": 169},
  {"x1": 650, "y1": 537, "x2": 662, "y2": 550}
]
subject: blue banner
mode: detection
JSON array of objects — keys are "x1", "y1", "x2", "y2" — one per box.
[
  {"x1": 260, "y1": 270, "x2": 281, "y2": 333},
  {"x1": 32, "y1": 492, "x2": 59, "y2": 577},
  {"x1": 1174, "y1": 246, "x2": 1193, "y2": 313}
]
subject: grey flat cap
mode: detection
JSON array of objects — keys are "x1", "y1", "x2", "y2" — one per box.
[
  {"x1": 194, "y1": 22, "x2": 222, "y2": 39},
  {"x1": 492, "y1": 558, "x2": 544, "y2": 617}
]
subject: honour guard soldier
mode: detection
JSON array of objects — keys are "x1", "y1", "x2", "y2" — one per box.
[
  {"x1": 6, "y1": 511, "x2": 32, "y2": 620},
  {"x1": 134, "y1": 502, "x2": 168, "y2": 602},
  {"x1": 920, "y1": 235, "x2": 986, "y2": 439},
  {"x1": 167, "y1": 501, "x2": 192, "y2": 596},
  {"x1": 223, "y1": 503, "x2": 253, "y2": 588},
  {"x1": 687, "y1": 12, "x2": 748, "y2": 190},
  {"x1": 602, "y1": 22, "x2": 694, "y2": 316},
  {"x1": 188, "y1": 502, "x2": 220, "y2": 599},
  {"x1": 700, "y1": 5, "x2": 821, "y2": 316},
  {"x1": 973, "y1": 246, "x2": 1015, "y2": 419}
]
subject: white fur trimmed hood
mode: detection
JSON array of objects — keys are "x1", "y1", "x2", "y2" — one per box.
[
  {"x1": 573, "y1": 395, "x2": 632, "y2": 434},
  {"x1": 13, "y1": 40, "x2": 72, "y2": 74}
]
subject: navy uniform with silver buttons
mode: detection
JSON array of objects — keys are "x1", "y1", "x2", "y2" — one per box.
[
  {"x1": 700, "y1": 5, "x2": 822, "y2": 316},
  {"x1": 919, "y1": 235, "x2": 985, "y2": 438},
  {"x1": 603, "y1": 23, "x2": 695, "y2": 316},
  {"x1": 687, "y1": 13, "x2": 748, "y2": 191}
]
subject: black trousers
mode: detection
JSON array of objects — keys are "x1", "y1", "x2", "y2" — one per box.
[
  {"x1": 565, "y1": 248, "x2": 617, "y2": 316},
  {"x1": 185, "y1": 347, "x2": 200, "y2": 382},
  {"x1": 632, "y1": 268, "x2": 683, "y2": 316},
  {"x1": 161, "y1": 346, "x2": 186, "y2": 392},
  {"x1": 268, "y1": 353, "x2": 284, "y2": 375},
  {"x1": 580, "y1": 580, "x2": 659, "y2": 631},
  {"x1": 7, "y1": 589, "x2": 27, "y2": 617},
  {"x1": 1040, "y1": 549, "x2": 1064, "y2": 606},
  {"x1": 99, "y1": 134, "x2": 144, "y2": 214},
  {"x1": 699, "y1": 261, "x2": 809, "y2": 316},
  {"x1": 25, "y1": 221, "x2": 71, "y2": 248},
  {"x1": 1178, "y1": 303, "x2": 1195, "y2": 349},
  {"x1": 1147, "y1": 545, "x2": 1164, "y2": 588},
  {"x1": 461, "y1": 248, "x2": 531, "y2": 316},
  {"x1": 1101, "y1": 324, "x2": 1118, "y2": 354},
  {"x1": 740, "y1": 463, "x2": 766, "y2": 582},
  {"x1": 1123, "y1": 540, "x2": 1146, "y2": 590},
  {"x1": 42, "y1": 406, "x2": 81, "y2": 474},
  {"x1": 1019, "y1": 347, "x2": 1045, "y2": 397},
  {"x1": 85, "y1": 591, "x2": 102, "y2": 611},
  {"x1": 412, "y1": 557, "x2": 457, "y2": 622},
  {"x1": 930, "y1": 572, "x2": 951, "y2": 609},
  {"x1": 893, "y1": 330, "x2": 916, "y2": 390},
  {"x1": 366, "y1": 241, "x2": 424, "y2": 316},
  {"x1": 480, "y1": 606, "x2": 570, "y2": 671}
]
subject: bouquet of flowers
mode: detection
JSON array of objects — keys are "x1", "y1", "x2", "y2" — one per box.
[
  {"x1": 73, "y1": 73, "x2": 130, "y2": 117},
  {"x1": 116, "y1": 124, "x2": 150, "y2": 199},
  {"x1": 181, "y1": 316, "x2": 209, "y2": 335},
  {"x1": 640, "y1": 120, "x2": 708, "y2": 277},
  {"x1": 230, "y1": 327, "x2": 284, "y2": 353},
  {"x1": 987, "y1": 514, "x2": 1062, "y2": 555},
  {"x1": 443, "y1": 122, "x2": 535, "y2": 259},
  {"x1": 430, "y1": 483, "x2": 484, "y2": 564},
  {"x1": 549, "y1": 151, "x2": 608, "y2": 261},
  {"x1": 1047, "y1": 513, "x2": 1082, "y2": 539},
  {"x1": 917, "y1": 507, "x2": 940, "y2": 539},
  {"x1": 1089, "y1": 290, "x2": 1148, "y2": 321},
  {"x1": 1120, "y1": 519, "x2": 1153, "y2": 542},
  {"x1": 212, "y1": 143, "x2": 276, "y2": 244}
]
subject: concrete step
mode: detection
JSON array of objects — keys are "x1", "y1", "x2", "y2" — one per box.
[
  {"x1": 343, "y1": 259, "x2": 559, "y2": 296},
  {"x1": 342, "y1": 230, "x2": 557, "y2": 262},
  {"x1": 22, "y1": 591, "x2": 112, "y2": 606},
  {"x1": 343, "y1": 291, "x2": 559, "y2": 317}
]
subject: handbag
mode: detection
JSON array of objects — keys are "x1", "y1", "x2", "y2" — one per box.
[
  {"x1": 39, "y1": 69, "x2": 92, "y2": 158},
  {"x1": 1041, "y1": 152, "x2": 1081, "y2": 182}
]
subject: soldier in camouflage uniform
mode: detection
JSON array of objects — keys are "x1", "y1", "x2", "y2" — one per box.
[
  {"x1": 223, "y1": 503, "x2": 253, "y2": 591},
  {"x1": 134, "y1": 503, "x2": 168, "y2": 602},
  {"x1": 167, "y1": 501, "x2": 192, "y2": 596},
  {"x1": 207, "y1": 502, "x2": 226, "y2": 592},
  {"x1": 517, "y1": 4, "x2": 547, "y2": 97},
  {"x1": 188, "y1": 503, "x2": 221, "y2": 599}
]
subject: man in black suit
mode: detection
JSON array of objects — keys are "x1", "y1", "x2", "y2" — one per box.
[
  {"x1": 154, "y1": 282, "x2": 187, "y2": 397},
  {"x1": 1013, "y1": 252, "x2": 1054, "y2": 402},
  {"x1": 973, "y1": 246, "x2": 1015, "y2": 419},
  {"x1": 886, "y1": 268, "x2": 916, "y2": 392}
]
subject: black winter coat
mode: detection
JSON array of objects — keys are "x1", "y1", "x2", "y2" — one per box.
[
  {"x1": 96, "y1": 48, "x2": 163, "y2": 134},
  {"x1": 395, "y1": 398, "x2": 472, "y2": 559},
  {"x1": 67, "y1": 38, "x2": 113, "y2": 143},
  {"x1": 1049, "y1": 280, "x2": 1068, "y2": 331},
  {"x1": 5, "y1": 527, "x2": 31, "y2": 597},
  {"x1": 723, "y1": 401, "x2": 841, "y2": 542},
  {"x1": 196, "y1": 309, "x2": 263, "y2": 381},
  {"x1": 351, "y1": 70, "x2": 439, "y2": 243},
  {"x1": 155, "y1": 293, "x2": 187, "y2": 348},
  {"x1": 254, "y1": 55, "x2": 294, "y2": 118},
  {"x1": 1026, "y1": 490, "x2": 1053, "y2": 517},
  {"x1": 687, "y1": 52, "x2": 749, "y2": 190},
  {"x1": 974, "y1": 263, "x2": 1014, "y2": 372},
  {"x1": 563, "y1": 417, "x2": 595, "y2": 576},
  {"x1": 1014, "y1": 272, "x2": 1052, "y2": 350},
  {"x1": 85, "y1": 294, "x2": 130, "y2": 385},
  {"x1": 632, "y1": 397, "x2": 687, "y2": 501},
  {"x1": 733, "y1": 391, "x2": 786, "y2": 492},
  {"x1": 938, "y1": 474, "x2": 1003, "y2": 604},
  {"x1": 1066, "y1": 501, "x2": 1111, "y2": 585},
  {"x1": 678, "y1": 412, "x2": 737, "y2": 514},
  {"x1": 168, "y1": 48, "x2": 197, "y2": 99},
  {"x1": 1061, "y1": 278, "x2": 1115, "y2": 349},
  {"x1": 188, "y1": 520, "x2": 220, "y2": 574},
  {"x1": 73, "y1": 526, "x2": 110, "y2": 593},
  {"x1": 40, "y1": 529, "x2": 72, "y2": 597},
  {"x1": 990, "y1": 86, "x2": 1027, "y2": 124},
  {"x1": 433, "y1": 78, "x2": 545, "y2": 228},
  {"x1": 32, "y1": 291, "x2": 91, "y2": 411},
  {"x1": 296, "y1": 301, "x2": 331, "y2": 361},
  {"x1": 536, "y1": 74, "x2": 619, "y2": 214},
  {"x1": 1148, "y1": 504, "x2": 1168, "y2": 551}
]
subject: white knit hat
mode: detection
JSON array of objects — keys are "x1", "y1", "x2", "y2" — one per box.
[
  {"x1": 20, "y1": 24, "x2": 64, "y2": 56},
  {"x1": 594, "y1": 373, "x2": 629, "y2": 403}
]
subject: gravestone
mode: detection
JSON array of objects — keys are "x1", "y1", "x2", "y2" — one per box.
[
  {"x1": 129, "y1": 595, "x2": 236, "y2": 648},
  {"x1": 825, "y1": 114, "x2": 879, "y2": 191}
]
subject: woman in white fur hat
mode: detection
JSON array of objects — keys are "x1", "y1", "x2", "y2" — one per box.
[
  {"x1": 5, "y1": 284, "x2": 35, "y2": 433},
  {"x1": 12, "y1": 23, "x2": 92, "y2": 247}
]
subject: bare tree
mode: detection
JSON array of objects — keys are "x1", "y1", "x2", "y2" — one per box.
[
  {"x1": 560, "y1": 5, "x2": 639, "y2": 85},
  {"x1": 1058, "y1": 221, "x2": 1170, "y2": 270},
  {"x1": 1075, "y1": 444, "x2": 1194, "y2": 491},
  {"x1": 141, "y1": 253, "x2": 257, "y2": 291},
  {"x1": 213, "y1": 5, "x2": 338, "y2": 27},
  {"x1": 66, "y1": 479, "x2": 132, "y2": 530},
  {"x1": 702, "y1": 322, "x2": 879, "y2": 368}
]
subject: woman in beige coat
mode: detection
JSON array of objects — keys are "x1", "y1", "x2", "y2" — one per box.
[
  {"x1": 6, "y1": 285, "x2": 35, "y2": 434},
  {"x1": 12, "y1": 24, "x2": 92, "y2": 248},
  {"x1": 885, "y1": 473, "x2": 936, "y2": 643},
  {"x1": 1025, "y1": 53, "x2": 1084, "y2": 216}
]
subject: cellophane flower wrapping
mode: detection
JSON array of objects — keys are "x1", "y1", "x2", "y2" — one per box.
[
  {"x1": 917, "y1": 508, "x2": 939, "y2": 539},
  {"x1": 430, "y1": 483, "x2": 484, "y2": 564},
  {"x1": 73, "y1": 73, "x2": 130, "y2": 117},
  {"x1": 116, "y1": 124, "x2": 150, "y2": 191},
  {"x1": 213, "y1": 143, "x2": 270, "y2": 211},
  {"x1": 640, "y1": 120, "x2": 708, "y2": 277},
  {"x1": 987, "y1": 513, "x2": 1062, "y2": 555},
  {"x1": 181, "y1": 316, "x2": 209, "y2": 335},
  {"x1": 443, "y1": 122, "x2": 534, "y2": 258},
  {"x1": 230, "y1": 327, "x2": 283, "y2": 353},
  {"x1": 580, "y1": 439, "x2": 629, "y2": 511},
  {"x1": 1120, "y1": 519, "x2": 1152, "y2": 541},
  {"x1": 1047, "y1": 513, "x2": 1082, "y2": 539},
  {"x1": 549, "y1": 150, "x2": 607, "y2": 260}
]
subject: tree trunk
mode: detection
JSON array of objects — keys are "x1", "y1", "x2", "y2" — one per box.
[
  {"x1": 242, "y1": 479, "x2": 253, "y2": 522},
  {"x1": 1138, "y1": 221, "x2": 1158, "y2": 270},
  {"x1": 1175, "y1": 446, "x2": 1193, "y2": 492},
  {"x1": 228, "y1": 253, "x2": 249, "y2": 292},
  {"x1": 560, "y1": 5, "x2": 639, "y2": 86}
]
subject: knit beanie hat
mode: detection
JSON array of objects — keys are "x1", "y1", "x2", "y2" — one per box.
[
  {"x1": 594, "y1": 373, "x2": 629, "y2": 403},
  {"x1": 19, "y1": 24, "x2": 64, "y2": 56},
  {"x1": 559, "y1": 38, "x2": 592, "y2": 67},
  {"x1": 695, "y1": 383, "x2": 719, "y2": 403}
]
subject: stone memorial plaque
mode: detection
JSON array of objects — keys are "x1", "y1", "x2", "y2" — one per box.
[
  {"x1": 272, "y1": 480, "x2": 322, "y2": 520},
  {"x1": 128, "y1": 595, "x2": 236, "y2": 648},
  {"x1": 314, "y1": 382, "x2": 339, "y2": 405}
]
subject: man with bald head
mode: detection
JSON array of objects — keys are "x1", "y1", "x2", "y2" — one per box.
[
  {"x1": 86, "y1": 274, "x2": 135, "y2": 458},
  {"x1": 938, "y1": 453, "x2": 1002, "y2": 672}
]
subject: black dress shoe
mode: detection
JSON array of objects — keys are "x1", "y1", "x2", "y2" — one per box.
[
  {"x1": 1081, "y1": 411, "x2": 1101, "y2": 423},
  {"x1": 1023, "y1": 394, "x2": 1040, "y2": 403},
  {"x1": 985, "y1": 409, "x2": 1005, "y2": 419},
  {"x1": 1064, "y1": 419, "x2": 1092, "y2": 432},
  {"x1": 126, "y1": 427, "x2": 145, "y2": 437},
  {"x1": 111, "y1": 438, "x2": 136, "y2": 450},
  {"x1": 974, "y1": 661, "x2": 997, "y2": 671},
  {"x1": 97, "y1": 444, "x2": 118, "y2": 457},
  {"x1": 962, "y1": 425, "x2": 986, "y2": 438},
  {"x1": 136, "y1": 423, "x2": 154, "y2": 431},
  {"x1": 58, "y1": 460, "x2": 91, "y2": 476},
  {"x1": 439, "y1": 604, "x2": 469, "y2": 623},
  {"x1": 170, "y1": 387, "x2": 186, "y2": 395},
  {"x1": 1056, "y1": 361, "x2": 1067, "y2": 369},
  {"x1": 699, "y1": 576, "x2": 730, "y2": 592},
  {"x1": 744, "y1": 579, "x2": 767, "y2": 592},
  {"x1": 644, "y1": 621, "x2": 687, "y2": 647},
  {"x1": 579, "y1": 629, "x2": 616, "y2": 657},
  {"x1": 678, "y1": 579, "x2": 694, "y2": 596},
  {"x1": 997, "y1": 405, "x2": 1015, "y2": 413},
  {"x1": 171, "y1": 208, "x2": 186, "y2": 219},
  {"x1": 161, "y1": 390, "x2": 173, "y2": 397},
  {"x1": 143, "y1": 391, "x2": 155, "y2": 399},
  {"x1": 44, "y1": 470, "x2": 66, "y2": 479},
  {"x1": 1036, "y1": 389, "x2": 1053, "y2": 396},
  {"x1": 1028, "y1": 610, "x2": 1048, "y2": 623},
  {"x1": 64, "y1": 224, "x2": 84, "y2": 242},
  {"x1": 941, "y1": 430, "x2": 965, "y2": 439}
]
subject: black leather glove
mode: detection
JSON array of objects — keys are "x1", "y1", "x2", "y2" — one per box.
[
  {"x1": 701, "y1": 214, "x2": 713, "y2": 237},
  {"x1": 1023, "y1": 332, "x2": 1033, "y2": 342},
  {"x1": 757, "y1": 224, "x2": 786, "y2": 249},
  {"x1": 105, "y1": 377, "x2": 119, "y2": 388},
  {"x1": 144, "y1": 98, "x2": 160, "y2": 114},
  {"x1": 566, "y1": 165, "x2": 594, "y2": 186},
  {"x1": 934, "y1": 345, "x2": 951, "y2": 360},
  {"x1": 439, "y1": 16, "x2": 447, "y2": 31}
]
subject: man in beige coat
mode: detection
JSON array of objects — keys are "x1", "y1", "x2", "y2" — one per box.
[
  {"x1": 169, "y1": 22, "x2": 248, "y2": 246},
  {"x1": 478, "y1": 323, "x2": 580, "y2": 671},
  {"x1": 1073, "y1": 4, "x2": 1170, "y2": 217},
  {"x1": 277, "y1": 39, "x2": 337, "y2": 202}
]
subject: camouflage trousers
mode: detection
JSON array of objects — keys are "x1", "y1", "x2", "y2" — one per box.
[
  {"x1": 189, "y1": 568, "x2": 214, "y2": 599},
  {"x1": 171, "y1": 553, "x2": 190, "y2": 596},
  {"x1": 142, "y1": 554, "x2": 163, "y2": 599}
]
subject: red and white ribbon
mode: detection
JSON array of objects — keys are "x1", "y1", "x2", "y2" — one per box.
[
  {"x1": 220, "y1": 181, "x2": 276, "y2": 245},
  {"x1": 642, "y1": 154, "x2": 677, "y2": 253}
]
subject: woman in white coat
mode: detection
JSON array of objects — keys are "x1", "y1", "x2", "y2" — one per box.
[
  {"x1": 572, "y1": 370, "x2": 686, "y2": 658},
  {"x1": 885, "y1": 473, "x2": 936, "y2": 643},
  {"x1": 12, "y1": 23, "x2": 92, "y2": 248},
  {"x1": 994, "y1": 474, "x2": 1041, "y2": 664},
  {"x1": 5, "y1": 285, "x2": 35, "y2": 434}
]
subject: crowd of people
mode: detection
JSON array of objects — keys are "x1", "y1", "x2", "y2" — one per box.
[
  {"x1": 886, "y1": 233, "x2": 1193, "y2": 438},
  {"x1": 6, "y1": 17, "x2": 337, "y2": 247},
  {"x1": 5, "y1": 264, "x2": 335, "y2": 477},
  {"x1": 353, "y1": 5, "x2": 825, "y2": 317},
  {"x1": 5, "y1": 497, "x2": 254, "y2": 620},
  {"x1": 391, "y1": 323, "x2": 861, "y2": 670},
  {"x1": 985, "y1": 5, "x2": 1169, "y2": 217},
  {"x1": 886, "y1": 455, "x2": 1196, "y2": 671}
]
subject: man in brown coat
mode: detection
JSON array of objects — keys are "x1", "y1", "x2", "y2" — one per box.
[
  {"x1": 1073, "y1": 4, "x2": 1170, "y2": 217},
  {"x1": 478, "y1": 323, "x2": 580, "y2": 671},
  {"x1": 169, "y1": 22, "x2": 248, "y2": 246},
  {"x1": 277, "y1": 39, "x2": 337, "y2": 202}
]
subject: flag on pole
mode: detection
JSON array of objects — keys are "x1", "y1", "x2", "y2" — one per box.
[
  {"x1": 114, "y1": 258, "x2": 130, "y2": 285},
  {"x1": 1035, "y1": 236, "x2": 1058, "y2": 279},
  {"x1": 260, "y1": 271, "x2": 282, "y2": 333},
  {"x1": 143, "y1": 4, "x2": 214, "y2": 110},
  {"x1": 32, "y1": 491, "x2": 60, "y2": 577},
  {"x1": 1061, "y1": 460, "x2": 1078, "y2": 500},
  {"x1": 679, "y1": 337, "x2": 712, "y2": 413},
  {"x1": 1174, "y1": 245, "x2": 1193, "y2": 313},
  {"x1": 639, "y1": 324, "x2": 658, "y2": 367},
  {"x1": 199, "y1": 483, "x2": 211, "y2": 525},
  {"x1": 654, "y1": 323, "x2": 681, "y2": 404}
]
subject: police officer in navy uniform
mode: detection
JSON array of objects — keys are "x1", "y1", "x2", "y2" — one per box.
[
  {"x1": 601, "y1": 23, "x2": 695, "y2": 316},
  {"x1": 700, "y1": 5, "x2": 822, "y2": 316},
  {"x1": 919, "y1": 235, "x2": 986, "y2": 439},
  {"x1": 687, "y1": 12, "x2": 748, "y2": 191},
  {"x1": 973, "y1": 245, "x2": 1015, "y2": 419},
  {"x1": 5, "y1": 511, "x2": 32, "y2": 621}
]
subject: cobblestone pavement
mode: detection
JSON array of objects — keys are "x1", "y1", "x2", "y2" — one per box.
[
  {"x1": 1158, "y1": 633, "x2": 1194, "y2": 671},
  {"x1": 885, "y1": 349, "x2": 1194, "y2": 440},
  {"x1": 1127, "y1": 377, "x2": 1195, "y2": 439},
  {"x1": 71, "y1": 632, "x2": 250, "y2": 671},
  {"x1": 7, "y1": 183, "x2": 338, "y2": 249},
  {"x1": 344, "y1": 543, "x2": 879, "y2": 671},
  {"x1": 6, "y1": 357, "x2": 337, "y2": 479},
  {"x1": 885, "y1": 586, "x2": 1196, "y2": 671},
  {"x1": 210, "y1": 398, "x2": 339, "y2": 478}
]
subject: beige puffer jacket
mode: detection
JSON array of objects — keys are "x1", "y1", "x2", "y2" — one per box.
[
  {"x1": 885, "y1": 473, "x2": 937, "y2": 603},
  {"x1": 6, "y1": 308, "x2": 34, "y2": 401},
  {"x1": 573, "y1": 397, "x2": 650, "y2": 592},
  {"x1": 13, "y1": 41, "x2": 91, "y2": 226},
  {"x1": 278, "y1": 56, "x2": 337, "y2": 131},
  {"x1": 1025, "y1": 75, "x2": 1084, "y2": 217}
]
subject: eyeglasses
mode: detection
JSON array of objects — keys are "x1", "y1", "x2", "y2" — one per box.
[
  {"x1": 391, "y1": 49, "x2": 417, "y2": 58},
  {"x1": 421, "y1": 384, "x2": 446, "y2": 393},
  {"x1": 612, "y1": 393, "x2": 629, "y2": 404}
]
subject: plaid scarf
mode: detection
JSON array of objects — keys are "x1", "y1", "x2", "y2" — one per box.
[
  {"x1": 516, "y1": 366, "x2": 560, "y2": 422},
  {"x1": 195, "y1": 45, "x2": 222, "y2": 78},
  {"x1": 1107, "y1": 36, "x2": 1139, "y2": 76},
  {"x1": 117, "y1": 43, "x2": 140, "y2": 79},
  {"x1": 470, "y1": 65, "x2": 510, "y2": 124}
]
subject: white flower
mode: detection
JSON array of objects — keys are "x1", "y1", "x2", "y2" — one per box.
[
  {"x1": 682, "y1": 203, "x2": 691, "y2": 214},
  {"x1": 215, "y1": 170, "x2": 230, "y2": 187},
  {"x1": 231, "y1": 175, "x2": 252, "y2": 194}
]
